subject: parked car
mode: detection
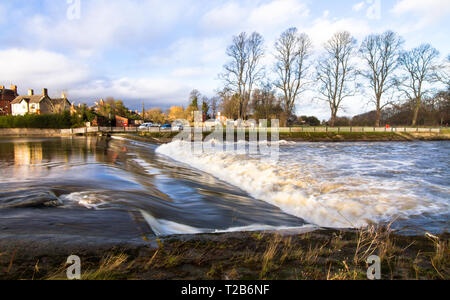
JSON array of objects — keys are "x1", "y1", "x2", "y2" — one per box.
[
  {"x1": 139, "y1": 123, "x2": 153, "y2": 129},
  {"x1": 172, "y1": 123, "x2": 183, "y2": 131},
  {"x1": 161, "y1": 124, "x2": 172, "y2": 130},
  {"x1": 204, "y1": 119, "x2": 221, "y2": 129}
]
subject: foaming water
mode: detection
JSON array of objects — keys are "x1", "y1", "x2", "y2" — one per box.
[
  {"x1": 156, "y1": 140, "x2": 450, "y2": 229},
  {"x1": 140, "y1": 210, "x2": 315, "y2": 236}
]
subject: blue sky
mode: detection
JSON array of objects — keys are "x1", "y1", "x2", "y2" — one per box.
[{"x1": 0, "y1": 0, "x2": 449, "y2": 119}]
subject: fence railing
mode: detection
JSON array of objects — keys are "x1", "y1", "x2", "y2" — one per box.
[{"x1": 60, "y1": 126, "x2": 444, "y2": 135}]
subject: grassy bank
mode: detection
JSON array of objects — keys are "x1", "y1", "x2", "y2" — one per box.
[
  {"x1": 1, "y1": 226, "x2": 448, "y2": 280},
  {"x1": 131, "y1": 130, "x2": 450, "y2": 143}
]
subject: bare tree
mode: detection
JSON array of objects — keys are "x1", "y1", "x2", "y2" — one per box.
[
  {"x1": 398, "y1": 44, "x2": 440, "y2": 126},
  {"x1": 218, "y1": 88, "x2": 240, "y2": 120},
  {"x1": 434, "y1": 54, "x2": 450, "y2": 88},
  {"x1": 189, "y1": 89, "x2": 201, "y2": 109},
  {"x1": 359, "y1": 31, "x2": 404, "y2": 127},
  {"x1": 220, "y1": 32, "x2": 264, "y2": 120},
  {"x1": 251, "y1": 83, "x2": 283, "y2": 121},
  {"x1": 246, "y1": 32, "x2": 265, "y2": 119},
  {"x1": 274, "y1": 28, "x2": 312, "y2": 125},
  {"x1": 209, "y1": 96, "x2": 221, "y2": 119},
  {"x1": 316, "y1": 31, "x2": 357, "y2": 127}
]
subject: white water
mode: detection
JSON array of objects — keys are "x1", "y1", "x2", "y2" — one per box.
[
  {"x1": 156, "y1": 140, "x2": 449, "y2": 228},
  {"x1": 140, "y1": 210, "x2": 316, "y2": 236}
]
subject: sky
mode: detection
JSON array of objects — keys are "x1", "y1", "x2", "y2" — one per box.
[{"x1": 0, "y1": 0, "x2": 449, "y2": 120}]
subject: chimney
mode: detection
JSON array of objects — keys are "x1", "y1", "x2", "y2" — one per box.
[
  {"x1": 28, "y1": 89, "x2": 34, "y2": 96},
  {"x1": 10, "y1": 85, "x2": 17, "y2": 95},
  {"x1": 61, "y1": 92, "x2": 67, "y2": 99},
  {"x1": 42, "y1": 88, "x2": 48, "y2": 97}
]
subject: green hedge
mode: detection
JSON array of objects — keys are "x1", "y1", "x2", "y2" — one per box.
[{"x1": 0, "y1": 112, "x2": 73, "y2": 129}]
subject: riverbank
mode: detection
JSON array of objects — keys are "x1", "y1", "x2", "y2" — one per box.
[
  {"x1": 131, "y1": 130, "x2": 450, "y2": 143},
  {"x1": 0, "y1": 226, "x2": 448, "y2": 280},
  {"x1": 0, "y1": 127, "x2": 449, "y2": 142}
]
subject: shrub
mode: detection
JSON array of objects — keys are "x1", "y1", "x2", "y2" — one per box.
[{"x1": 0, "y1": 112, "x2": 72, "y2": 129}]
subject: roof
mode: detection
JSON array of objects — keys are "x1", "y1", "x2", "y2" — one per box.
[
  {"x1": 11, "y1": 96, "x2": 71, "y2": 106},
  {"x1": 0, "y1": 89, "x2": 16, "y2": 97},
  {"x1": 115, "y1": 115, "x2": 129, "y2": 121},
  {"x1": 11, "y1": 95, "x2": 45, "y2": 104},
  {"x1": 49, "y1": 98, "x2": 71, "y2": 106}
]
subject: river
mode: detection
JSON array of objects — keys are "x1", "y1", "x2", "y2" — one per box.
[{"x1": 0, "y1": 137, "x2": 448, "y2": 237}]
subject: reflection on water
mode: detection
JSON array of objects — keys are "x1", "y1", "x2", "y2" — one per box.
[
  {"x1": 0, "y1": 137, "x2": 448, "y2": 235},
  {"x1": 0, "y1": 137, "x2": 307, "y2": 235},
  {"x1": 14, "y1": 143, "x2": 43, "y2": 165}
]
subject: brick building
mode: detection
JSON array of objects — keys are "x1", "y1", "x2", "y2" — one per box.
[{"x1": 0, "y1": 85, "x2": 18, "y2": 115}]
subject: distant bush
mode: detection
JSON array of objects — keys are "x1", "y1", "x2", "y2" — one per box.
[
  {"x1": 298, "y1": 116, "x2": 321, "y2": 127},
  {"x1": 0, "y1": 112, "x2": 72, "y2": 129}
]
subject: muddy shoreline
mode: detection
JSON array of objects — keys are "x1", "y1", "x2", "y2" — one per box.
[
  {"x1": 0, "y1": 205, "x2": 448, "y2": 280},
  {"x1": 1, "y1": 226, "x2": 448, "y2": 280}
]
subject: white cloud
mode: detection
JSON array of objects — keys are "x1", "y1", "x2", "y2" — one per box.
[
  {"x1": 391, "y1": 0, "x2": 450, "y2": 28},
  {"x1": 200, "y1": 2, "x2": 247, "y2": 32},
  {"x1": 305, "y1": 16, "x2": 372, "y2": 47},
  {"x1": 172, "y1": 67, "x2": 211, "y2": 78},
  {"x1": 352, "y1": 2, "x2": 365, "y2": 12},
  {"x1": 23, "y1": 0, "x2": 189, "y2": 54},
  {"x1": 147, "y1": 37, "x2": 226, "y2": 68},
  {"x1": 200, "y1": 0, "x2": 309, "y2": 36},
  {"x1": 68, "y1": 77, "x2": 197, "y2": 109},
  {"x1": 248, "y1": 0, "x2": 309, "y2": 29},
  {"x1": 0, "y1": 48, "x2": 89, "y2": 95}
]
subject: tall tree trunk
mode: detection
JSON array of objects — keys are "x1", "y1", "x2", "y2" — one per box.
[
  {"x1": 330, "y1": 112, "x2": 336, "y2": 127},
  {"x1": 412, "y1": 98, "x2": 421, "y2": 126},
  {"x1": 239, "y1": 100, "x2": 243, "y2": 120},
  {"x1": 375, "y1": 111, "x2": 381, "y2": 127},
  {"x1": 375, "y1": 96, "x2": 381, "y2": 127}
]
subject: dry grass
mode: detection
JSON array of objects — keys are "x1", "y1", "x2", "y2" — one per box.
[
  {"x1": 80, "y1": 254, "x2": 129, "y2": 280},
  {"x1": 260, "y1": 235, "x2": 283, "y2": 278},
  {"x1": 3, "y1": 225, "x2": 448, "y2": 280},
  {"x1": 426, "y1": 233, "x2": 449, "y2": 279},
  {"x1": 45, "y1": 253, "x2": 129, "y2": 281}
]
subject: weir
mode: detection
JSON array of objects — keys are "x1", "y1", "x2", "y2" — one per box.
[{"x1": 0, "y1": 126, "x2": 444, "y2": 137}]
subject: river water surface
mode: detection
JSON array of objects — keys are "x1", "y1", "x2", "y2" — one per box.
[{"x1": 0, "y1": 137, "x2": 448, "y2": 237}]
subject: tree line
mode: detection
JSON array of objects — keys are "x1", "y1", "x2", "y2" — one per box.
[
  {"x1": 140, "y1": 29, "x2": 448, "y2": 127},
  {"x1": 213, "y1": 29, "x2": 449, "y2": 127}
]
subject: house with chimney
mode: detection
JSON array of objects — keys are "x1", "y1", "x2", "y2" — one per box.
[
  {"x1": 0, "y1": 85, "x2": 18, "y2": 115},
  {"x1": 11, "y1": 89, "x2": 71, "y2": 116}
]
